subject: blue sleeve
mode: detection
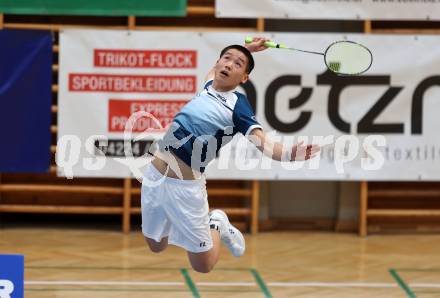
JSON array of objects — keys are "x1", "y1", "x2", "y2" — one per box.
[{"x1": 232, "y1": 93, "x2": 262, "y2": 136}]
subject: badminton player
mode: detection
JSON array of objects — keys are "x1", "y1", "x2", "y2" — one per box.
[{"x1": 141, "y1": 37, "x2": 320, "y2": 273}]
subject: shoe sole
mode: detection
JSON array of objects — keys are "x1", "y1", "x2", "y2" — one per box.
[{"x1": 229, "y1": 225, "x2": 245, "y2": 257}]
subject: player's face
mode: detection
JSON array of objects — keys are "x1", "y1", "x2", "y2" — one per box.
[{"x1": 214, "y1": 49, "x2": 249, "y2": 91}]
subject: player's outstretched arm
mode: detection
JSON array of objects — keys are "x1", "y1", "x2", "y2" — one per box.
[
  {"x1": 248, "y1": 128, "x2": 321, "y2": 161},
  {"x1": 204, "y1": 67, "x2": 215, "y2": 83}
]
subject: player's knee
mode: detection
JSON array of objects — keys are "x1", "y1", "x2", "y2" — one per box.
[
  {"x1": 191, "y1": 262, "x2": 214, "y2": 274},
  {"x1": 145, "y1": 237, "x2": 167, "y2": 253},
  {"x1": 148, "y1": 245, "x2": 166, "y2": 253}
]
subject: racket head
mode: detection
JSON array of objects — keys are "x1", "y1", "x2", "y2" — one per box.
[{"x1": 324, "y1": 41, "x2": 373, "y2": 76}]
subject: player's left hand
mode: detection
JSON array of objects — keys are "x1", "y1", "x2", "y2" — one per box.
[
  {"x1": 291, "y1": 141, "x2": 321, "y2": 161},
  {"x1": 245, "y1": 37, "x2": 270, "y2": 53}
]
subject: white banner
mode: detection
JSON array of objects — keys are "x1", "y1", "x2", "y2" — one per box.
[
  {"x1": 58, "y1": 30, "x2": 440, "y2": 180},
  {"x1": 216, "y1": 0, "x2": 440, "y2": 20}
]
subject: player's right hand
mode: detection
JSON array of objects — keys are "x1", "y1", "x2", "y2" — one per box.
[
  {"x1": 291, "y1": 141, "x2": 321, "y2": 161},
  {"x1": 245, "y1": 37, "x2": 270, "y2": 53}
]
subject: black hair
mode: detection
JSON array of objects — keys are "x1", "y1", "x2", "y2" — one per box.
[{"x1": 219, "y1": 44, "x2": 254, "y2": 74}]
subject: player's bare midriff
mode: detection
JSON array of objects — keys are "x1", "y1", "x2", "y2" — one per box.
[{"x1": 151, "y1": 151, "x2": 202, "y2": 180}]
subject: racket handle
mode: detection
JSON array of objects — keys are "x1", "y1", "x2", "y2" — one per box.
[{"x1": 245, "y1": 36, "x2": 285, "y2": 49}]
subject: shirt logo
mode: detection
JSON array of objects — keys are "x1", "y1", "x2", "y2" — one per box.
[
  {"x1": 206, "y1": 90, "x2": 234, "y2": 112},
  {"x1": 215, "y1": 93, "x2": 227, "y2": 103}
]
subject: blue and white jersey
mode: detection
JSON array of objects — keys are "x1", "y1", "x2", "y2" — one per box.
[{"x1": 160, "y1": 80, "x2": 262, "y2": 173}]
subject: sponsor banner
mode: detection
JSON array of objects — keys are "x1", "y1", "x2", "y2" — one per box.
[
  {"x1": 0, "y1": 0, "x2": 186, "y2": 16},
  {"x1": 0, "y1": 29, "x2": 52, "y2": 173},
  {"x1": 94, "y1": 49, "x2": 197, "y2": 68},
  {"x1": 68, "y1": 74, "x2": 196, "y2": 93},
  {"x1": 58, "y1": 30, "x2": 440, "y2": 180},
  {"x1": 108, "y1": 99, "x2": 187, "y2": 132},
  {"x1": 216, "y1": 0, "x2": 440, "y2": 20}
]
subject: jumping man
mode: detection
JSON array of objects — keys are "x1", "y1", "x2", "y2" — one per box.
[{"x1": 141, "y1": 37, "x2": 321, "y2": 273}]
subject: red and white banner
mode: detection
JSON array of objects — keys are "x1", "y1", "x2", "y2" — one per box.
[
  {"x1": 216, "y1": 0, "x2": 440, "y2": 20},
  {"x1": 94, "y1": 49, "x2": 197, "y2": 68},
  {"x1": 58, "y1": 30, "x2": 440, "y2": 181},
  {"x1": 68, "y1": 74, "x2": 196, "y2": 93},
  {"x1": 108, "y1": 99, "x2": 187, "y2": 132}
]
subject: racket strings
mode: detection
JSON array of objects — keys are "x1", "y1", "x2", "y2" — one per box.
[{"x1": 328, "y1": 61, "x2": 341, "y2": 72}]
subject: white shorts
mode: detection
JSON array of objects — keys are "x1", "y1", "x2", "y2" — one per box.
[{"x1": 141, "y1": 164, "x2": 212, "y2": 253}]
